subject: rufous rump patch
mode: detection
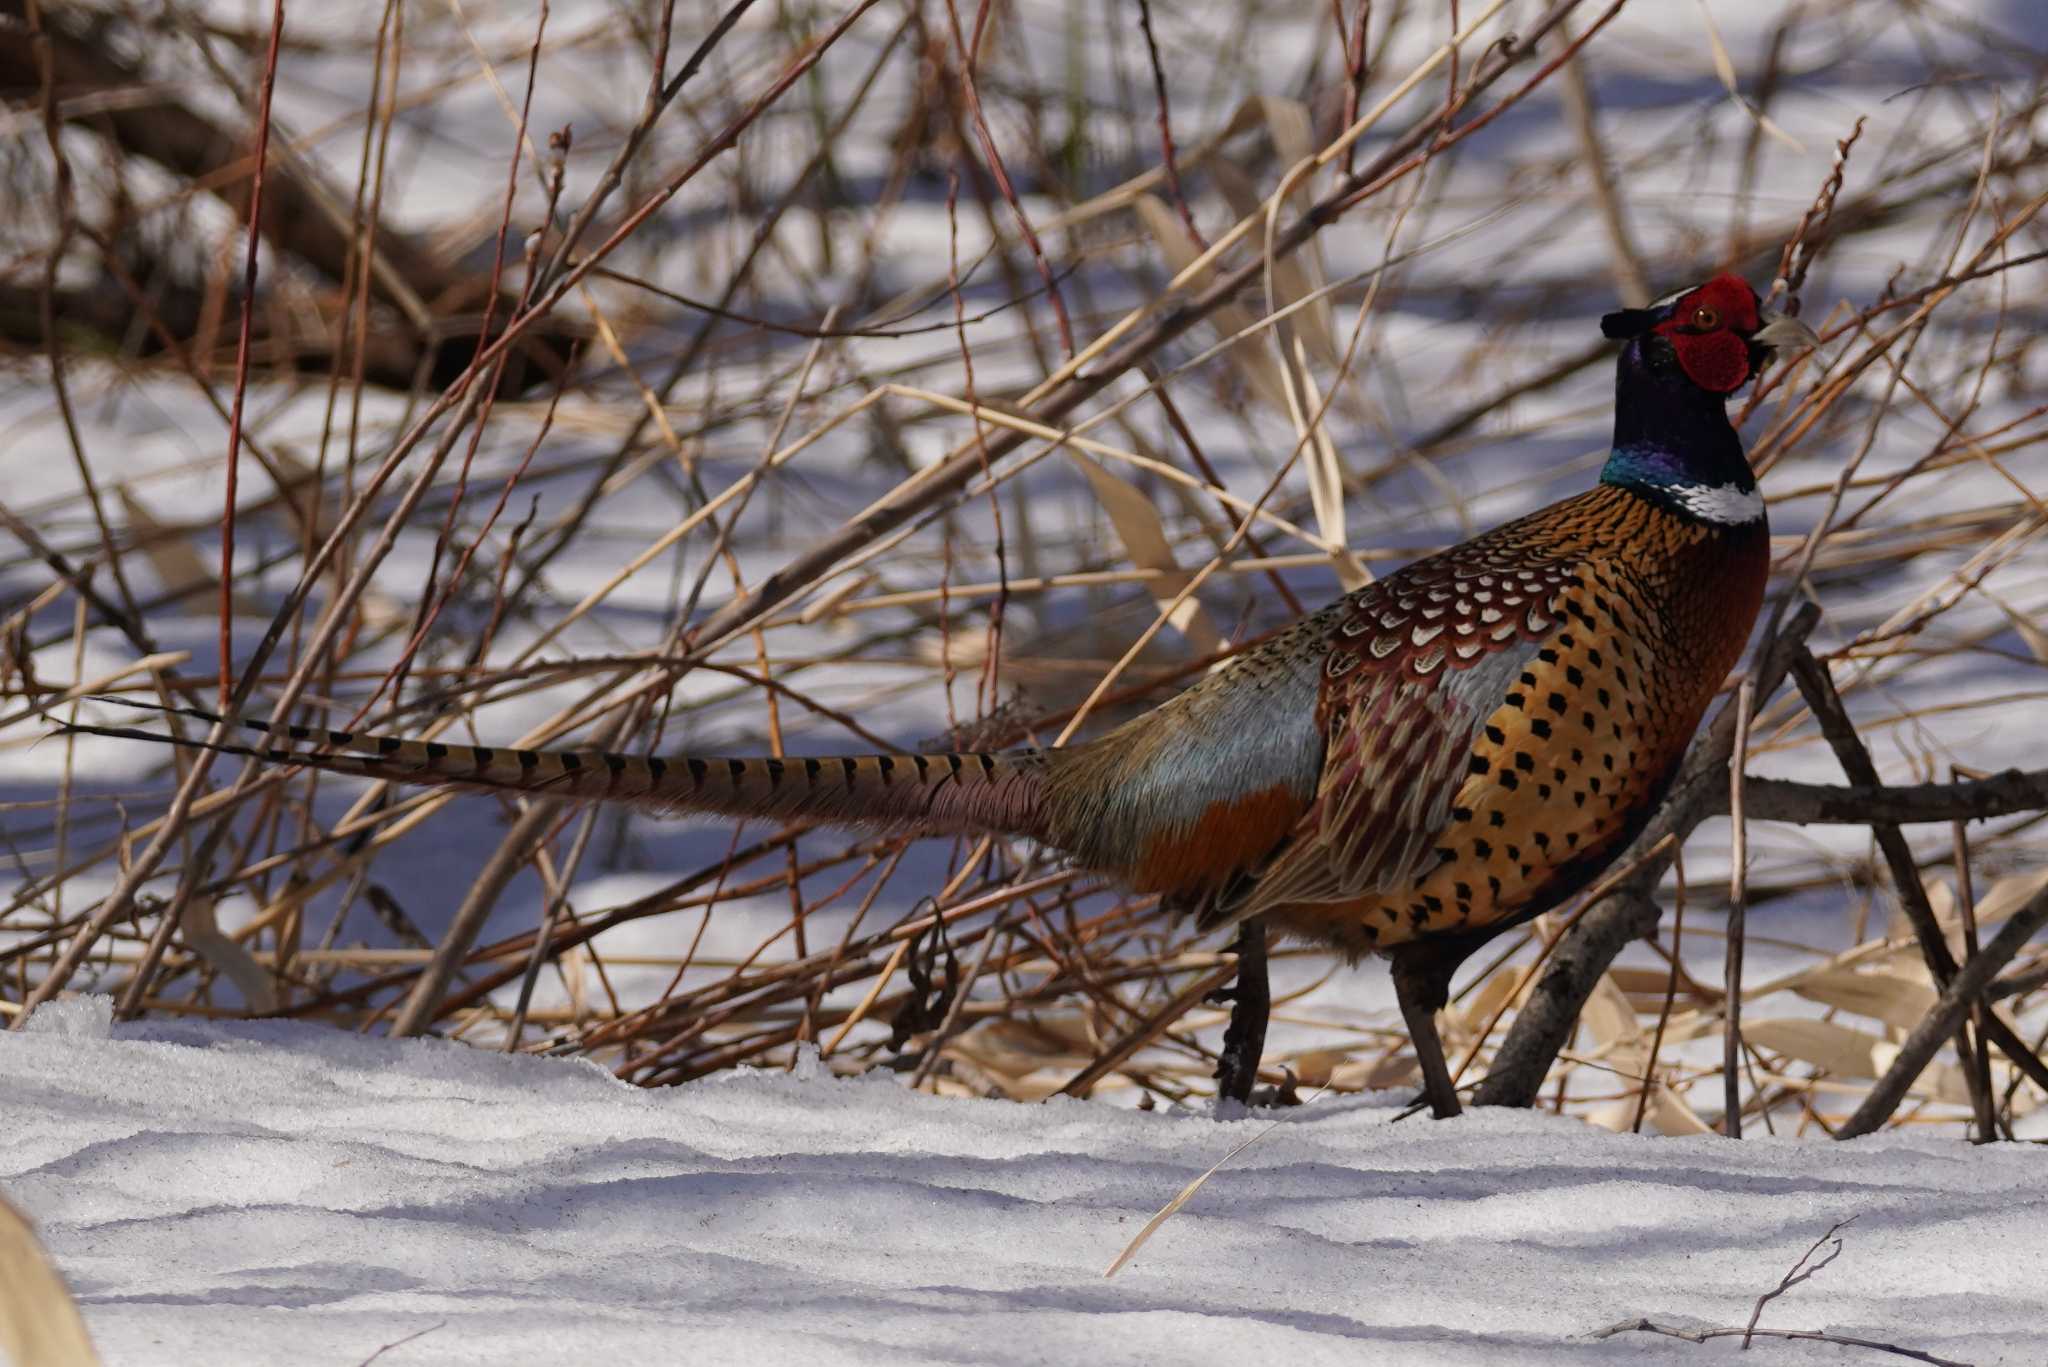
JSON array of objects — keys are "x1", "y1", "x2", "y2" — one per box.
[{"x1": 1129, "y1": 782, "x2": 1303, "y2": 893}]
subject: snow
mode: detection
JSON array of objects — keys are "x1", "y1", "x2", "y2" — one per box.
[{"x1": 5, "y1": 998, "x2": 2044, "y2": 1366}]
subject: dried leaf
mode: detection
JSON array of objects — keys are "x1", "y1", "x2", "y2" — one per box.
[
  {"x1": 1255, "y1": 95, "x2": 1315, "y2": 176},
  {"x1": 1746, "y1": 1018, "x2": 1888, "y2": 1077},
  {"x1": 1610, "y1": 964, "x2": 1720, "y2": 1008},
  {"x1": 1695, "y1": 0, "x2": 1739, "y2": 93},
  {"x1": 180, "y1": 898, "x2": 278, "y2": 1014},
  {"x1": 261, "y1": 444, "x2": 336, "y2": 542},
  {"x1": 1982, "y1": 588, "x2": 2048, "y2": 663},
  {"x1": 1751, "y1": 109, "x2": 1807, "y2": 153},
  {"x1": 1208, "y1": 158, "x2": 1339, "y2": 367},
  {"x1": 944, "y1": 1015, "x2": 1105, "y2": 1101},
  {"x1": 1133, "y1": 194, "x2": 1293, "y2": 413},
  {"x1": 1891, "y1": 879, "x2": 1953, "y2": 945},
  {"x1": 1301, "y1": 420, "x2": 1368, "y2": 590},
  {"x1": 1453, "y1": 960, "x2": 1522, "y2": 1036},
  {"x1": 1924, "y1": 878, "x2": 1956, "y2": 922},
  {"x1": 1790, "y1": 968, "x2": 1939, "y2": 1032},
  {"x1": 1869, "y1": 1040, "x2": 1974, "y2": 1105},
  {"x1": 1644, "y1": 1087, "x2": 1715, "y2": 1136},
  {"x1": 1205, "y1": 145, "x2": 1360, "y2": 590},
  {"x1": 1104, "y1": 1051, "x2": 1331, "y2": 1279},
  {"x1": 1134, "y1": 194, "x2": 1367, "y2": 589},
  {"x1": 1876, "y1": 946, "x2": 1937, "y2": 985},
  {"x1": 1693, "y1": 0, "x2": 1805, "y2": 151},
  {"x1": 116, "y1": 486, "x2": 261, "y2": 614},
  {"x1": 1579, "y1": 973, "x2": 1711, "y2": 1135},
  {"x1": 1972, "y1": 867, "x2": 2048, "y2": 929},
  {"x1": 1070, "y1": 451, "x2": 1225, "y2": 656},
  {"x1": 1649, "y1": 1011, "x2": 1724, "y2": 1046},
  {"x1": 1288, "y1": 1048, "x2": 1349, "y2": 1088},
  {"x1": 1746, "y1": 1018, "x2": 1970, "y2": 1102},
  {"x1": 1606, "y1": 967, "x2": 1677, "y2": 996},
  {"x1": 1580, "y1": 971, "x2": 1643, "y2": 1050},
  {"x1": 0, "y1": 1195, "x2": 99, "y2": 1367}
]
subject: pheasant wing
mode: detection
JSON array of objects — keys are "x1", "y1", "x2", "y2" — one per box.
[{"x1": 1221, "y1": 553, "x2": 1579, "y2": 923}]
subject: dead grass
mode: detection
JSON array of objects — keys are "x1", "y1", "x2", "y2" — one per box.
[{"x1": 2, "y1": 0, "x2": 2046, "y2": 1140}]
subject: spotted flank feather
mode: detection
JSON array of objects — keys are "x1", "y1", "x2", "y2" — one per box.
[{"x1": 1202, "y1": 482, "x2": 1769, "y2": 954}]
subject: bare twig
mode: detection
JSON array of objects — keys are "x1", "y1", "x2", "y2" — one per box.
[
  {"x1": 1735, "y1": 769, "x2": 2048, "y2": 827},
  {"x1": 1557, "y1": 34, "x2": 1648, "y2": 306},
  {"x1": 1745, "y1": 1218, "x2": 1852, "y2": 1347},
  {"x1": 684, "y1": 0, "x2": 1597, "y2": 656},
  {"x1": 1723, "y1": 678, "x2": 1754, "y2": 1137},
  {"x1": 1952, "y1": 801, "x2": 1998, "y2": 1140},
  {"x1": 1837, "y1": 884, "x2": 2048, "y2": 1139},
  {"x1": 7, "y1": 0, "x2": 2045, "y2": 1127},
  {"x1": 1134, "y1": 0, "x2": 1203, "y2": 249},
  {"x1": 1590, "y1": 1317, "x2": 1969, "y2": 1366},
  {"x1": 1787, "y1": 648, "x2": 1994, "y2": 1123}
]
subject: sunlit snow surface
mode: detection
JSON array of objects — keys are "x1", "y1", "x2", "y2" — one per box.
[{"x1": 4, "y1": 996, "x2": 2043, "y2": 1366}]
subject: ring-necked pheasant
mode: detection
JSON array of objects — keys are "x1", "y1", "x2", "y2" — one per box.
[{"x1": 69, "y1": 274, "x2": 1814, "y2": 1118}]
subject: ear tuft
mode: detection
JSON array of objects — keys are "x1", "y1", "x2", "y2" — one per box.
[{"x1": 1601, "y1": 308, "x2": 1658, "y2": 340}]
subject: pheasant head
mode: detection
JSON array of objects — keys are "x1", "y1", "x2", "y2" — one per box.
[{"x1": 1597, "y1": 274, "x2": 1819, "y2": 526}]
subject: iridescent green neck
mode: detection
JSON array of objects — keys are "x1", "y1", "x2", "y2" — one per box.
[{"x1": 1599, "y1": 335, "x2": 1761, "y2": 525}]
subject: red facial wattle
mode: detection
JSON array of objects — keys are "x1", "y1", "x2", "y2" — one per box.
[
  {"x1": 1653, "y1": 273, "x2": 1762, "y2": 394},
  {"x1": 1666, "y1": 329, "x2": 1751, "y2": 392}
]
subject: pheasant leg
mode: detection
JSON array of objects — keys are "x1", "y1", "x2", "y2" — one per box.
[
  {"x1": 1392, "y1": 955, "x2": 1463, "y2": 1119},
  {"x1": 1213, "y1": 919, "x2": 1270, "y2": 1106}
]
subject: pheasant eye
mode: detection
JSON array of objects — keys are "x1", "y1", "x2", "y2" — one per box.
[{"x1": 1691, "y1": 305, "x2": 1721, "y2": 330}]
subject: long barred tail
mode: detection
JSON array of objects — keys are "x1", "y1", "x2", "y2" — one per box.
[{"x1": 64, "y1": 698, "x2": 1052, "y2": 842}]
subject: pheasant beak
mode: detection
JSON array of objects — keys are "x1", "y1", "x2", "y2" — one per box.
[{"x1": 1752, "y1": 311, "x2": 1821, "y2": 355}]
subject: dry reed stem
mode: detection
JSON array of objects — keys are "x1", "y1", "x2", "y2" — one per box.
[{"x1": 2, "y1": 0, "x2": 2043, "y2": 1132}]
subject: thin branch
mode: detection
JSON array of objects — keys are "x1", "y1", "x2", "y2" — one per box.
[
  {"x1": 216, "y1": 0, "x2": 286, "y2": 709},
  {"x1": 1787, "y1": 648, "x2": 1990, "y2": 1123},
  {"x1": 1734, "y1": 769, "x2": 2048, "y2": 826},
  {"x1": 1723, "y1": 679, "x2": 1755, "y2": 1138},
  {"x1": 1745, "y1": 1218, "x2": 1852, "y2": 1347},
  {"x1": 683, "y1": 0, "x2": 1598, "y2": 656},
  {"x1": 1135, "y1": 0, "x2": 1204, "y2": 248},
  {"x1": 1836, "y1": 883, "x2": 2048, "y2": 1139},
  {"x1": 1590, "y1": 1317, "x2": 1969, "y2": 1366}
]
